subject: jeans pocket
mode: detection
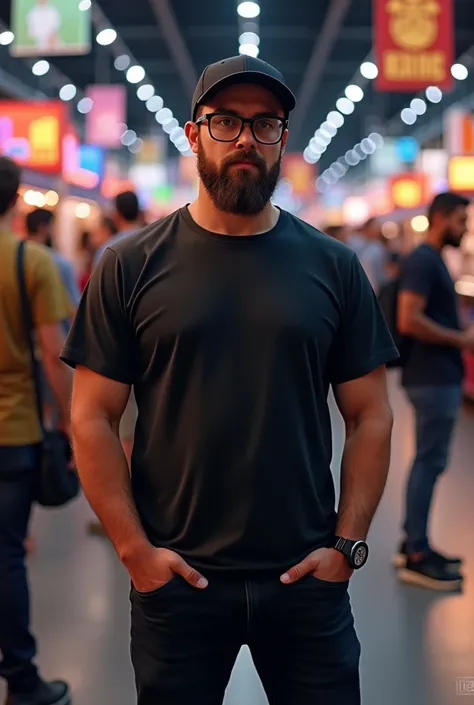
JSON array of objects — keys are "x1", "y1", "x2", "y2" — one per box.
[
  {"x1": 309, "y1": 574, "x2": 350, "y2": 588},
  {"x1": 132, "y1": 574, "x2": 180, "y2": 598}
]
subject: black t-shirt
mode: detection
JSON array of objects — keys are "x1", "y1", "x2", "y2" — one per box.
[
  {"x1": 399, "y1": 243, "x2": 464, "y2": 387},
  {"x1": 61, "y1": 207, "x2": 398, "y2": 575}
]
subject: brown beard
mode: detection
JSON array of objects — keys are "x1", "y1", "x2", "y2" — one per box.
[{"x1": 197, "y1": 140, "x2": 282, "y2": 215}]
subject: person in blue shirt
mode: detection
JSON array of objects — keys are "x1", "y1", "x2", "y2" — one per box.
[
  {"x1": 394, "y1": 192, "x2": 474, "y2": 591},
  {"x1": 26, "y1": 208, "x2": 80, "y2": 321},
  {"x1": 93, "y1": 190, "x2": 143, "y2": 266}
]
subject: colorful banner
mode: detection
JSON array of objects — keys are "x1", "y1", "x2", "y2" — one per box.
[
  {"x1": 281, "y1": 153, "x2": 316, "y2": 198},
  {"x1": 10, "y1": 0, "x2": 90, "y2": 57},
  {"x1": 63, "y1": 126, "x2": 104, "y2": 190},
  {"x1": 389, "y1": 173, "x2": 429, "y2": 209},
  {"x1": 448, "y1": 156, "x2": 474, "y2": 193},
  {"x1": 85, "y1": 85, "x2": 127, "y2": 149},
  {"x1": 444, "y1": 109, "x2": 474, "y2": 156},
  {"x1": 0, "y1": 100, "x2": 66, "y2": 173},
  {"x1": 374, "y1": 0, "x2": 454, "y2": 92}
]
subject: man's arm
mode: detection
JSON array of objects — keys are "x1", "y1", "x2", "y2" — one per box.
[
  {"x1": 71, "y1": 365, "x2": 148, "y2": 561},
  {"x1": 398, "y1": 290, "x2": 473, "y2": 348},
  {"x1": 333, "y1": 365, "x2": 393, "y2": 540},
  {"x1": 37, "y1": 323, "x2": 71, "y2": 428}
]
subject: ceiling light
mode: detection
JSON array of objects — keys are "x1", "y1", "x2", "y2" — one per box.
[
  {"x1": 304, "y1": 148, "x2": 319, "y2": 164},
  {"x1": 345, "y1": 85, "x2": 364, "y2": 102},
  {"x1": 360, "y1": 61, "x2": 378, "y2": 80},
  {"x1": 170, "y1": 127, "x2": 185, "y2": 143},
  {"x1": 451, "y1": 63, "x2": 468, "y2": 80},
  {"x1": 121, "y1": 130, "x2": 137, "y2": 146},
  {"x1": 162, "y1": 118, "x2": 179, "y2": 134},
  {"x1": 239, "y1": 43, "x2": 259, "y2": 57},
  {"x1": 146, "y1": 96, "x2": 164, "y2": 112},
  {"x1": 336, "y1": 97, "x2": 355, "y2": 115},
  {"x1": 425, "y1": 85, "x2": 443, "y2": 103},
  {"x1": 327, "y1": 111, "x2": 344, "y2": 129},
  {"x1": 321, "y1": 121, "x2": 337, "y2": 137},
  {"x1": 411, "y1": 215, "x2": 429, "y2": 232},
  {"x1": 410, "y1": 98, "x2": 427, "y2": 115},
  {"x1": 369, "y1": 132, "x2": 384, "y2": 148},
  {"x1": 239, "y1": 31, "x2": 260, "y2": 46},
  {"x1": 77, "y1": 97, "x2": 93, "y2": 114},
  {"x1": 0, "y1": 31, "x2": 14, "y2": 46},
  {"x1": 137, "y1": 84, "x2": 154, "y2": 101},
  {"x1": 59, "y1": 83, "x2": 77, "y2": 101},
  {"x1": 78, "y1": 0, "x2": 91, "y2": 10},
  {"x1": 126, "y1": 65, "x2": 146, "y2": 84},
  {"x1": 76, "y1": 203, "x2": 91, "y2": 219},
  {"x1": 237, "y1": 2, "x2": 260, "y2": 18},
  {"x1": 96, "y1": 28, "x2": 117, "y2": 46},
  {"x1": 360, "y1": 138, "x2": 376, "y2": 155},
  {"x1": 129, "y1": 138, "x2": 144, "y2": 154},
  {"x1": 345, "y1": 150, "x2": 360, "y2": 167},
  {"x1": 314, "y1": 130, "x2": 331, "y2": 146},
  {"x1": 401, "y1": 107, "x2": 417, "y2": 125},
  {"x1": 353, "y1": 144, "x2": 368, "y2": 160},
  {"x1": 315, "y1": 177, "x2": 328, "y2": 192},
  {"x1": 114, "y1": 54, "x2": 130, "y2": 71},
  {"x1": 156, "y1": 107, "x2": 173, "y2": 125},
  {"x1": 45, "y1": 190, "x2": 59, "y2": 207},
  {"x1": 175, "y1": 137, "x2": 191, "y2": 152},
  {"x1": 32, "y1": 60, "x2": 50, "y2": 76}
]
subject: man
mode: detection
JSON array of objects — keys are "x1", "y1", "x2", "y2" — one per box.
[
  {"x1": 26, "y1": 208, "x2": 81, "y2": 320},
  {"x1": 26, "y1": 0, "x2": 61, "y2": 52},
  {"x1": 347, "y1": 217, "x2": 388, "y2": 294},
  {"x1": 394, "y1": 192, "x2": 474, "y2": 591},
  {"x1": 93, "y1": 190, "x2": 142, "y2": 266},
  {"x1": 0, "y1": 157, "x2": 71, "y2": 705},
  {"x1": 61, "y1": 56, "x2": 398, "y2": 704}
]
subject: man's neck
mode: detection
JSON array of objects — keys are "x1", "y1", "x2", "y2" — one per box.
[
  {"x1": 117, "y1": 220, "x2": 141, "y2": 234},
  {"x1": 425, "y1": 229, "x2": 443, "y2": 251},
  {"x1": 188, "y1": 187, "x2": 280, "y2": 236}
]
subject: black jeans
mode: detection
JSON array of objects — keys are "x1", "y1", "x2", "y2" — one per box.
[
  {"x1": 0, "y1": 444, "x2": 40, "y2": 694},
  {"x1": 130, "y1": 572, "x2": 361, "y2": 705}
]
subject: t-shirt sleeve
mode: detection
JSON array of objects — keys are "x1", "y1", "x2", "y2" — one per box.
[
  {"x1": 399, "y1": 249, "x2": 434, "y2": 297},
  {"x1": 29, "y1": 249, "x2": 71, "y2": 327},
  {"x1": 328, "y1": 253, "x2": 399, "y2": 385},
  {"x1": 60, "y1": 248, "x2": 136, "y2": 385}
]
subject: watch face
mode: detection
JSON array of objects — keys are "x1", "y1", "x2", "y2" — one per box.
[{"x1": 352, "y1": 542, "x2": 368, "y2": 568}]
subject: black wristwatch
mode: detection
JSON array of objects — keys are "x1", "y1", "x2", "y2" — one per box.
[{"x1": 333, "y1": 536, "x2": 369, "y2": 569}]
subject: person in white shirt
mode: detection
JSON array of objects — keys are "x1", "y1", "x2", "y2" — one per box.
[{"x1": 26, "y1": 0, "x2": 61, "y2": 51}]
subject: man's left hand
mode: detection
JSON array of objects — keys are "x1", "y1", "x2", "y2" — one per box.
[{"x1": 280, "y1": 547, "x2": 353, "y2": 584}]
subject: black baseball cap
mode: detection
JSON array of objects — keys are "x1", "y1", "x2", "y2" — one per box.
[{"x1": 191, "y1": 55, "x2": 296, "y2": 121}]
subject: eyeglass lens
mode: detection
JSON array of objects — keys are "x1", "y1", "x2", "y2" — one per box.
[{"x1": 209, "y1": 115, "x2": 283, "y2": 144}]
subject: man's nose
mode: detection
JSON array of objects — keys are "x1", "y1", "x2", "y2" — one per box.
[{"x1": 235, "y1": 122, "x2": 257, "y2": 149}]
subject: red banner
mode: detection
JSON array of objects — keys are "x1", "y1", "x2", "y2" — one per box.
[
  {"x1": 0, "y1": 100, "x2": 66, "y2": 173},
  {"x1": 374, "y1": 0, "x2": 454, "y2": 92}
]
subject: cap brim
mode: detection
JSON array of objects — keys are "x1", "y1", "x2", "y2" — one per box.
[{"x1": 194, "y1": 70, "x2": 296, "y2": 119}]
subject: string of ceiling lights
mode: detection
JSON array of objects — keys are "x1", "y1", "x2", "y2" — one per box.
[
  {"x1": 398, "y1": 62, "x2": 469, "y2": 126},
  {"x1": 0, "y1": 2, "x2": 192, "y2": 157},
  {"x1": 303, "y1": 59, "x2": 379, "y2": 166},
  {"x1": 237, "y1": 1, "x2": 260, "y2": 57},
  {"x1": 314, "y1": 55, "x2": 471, "y2": 193}
]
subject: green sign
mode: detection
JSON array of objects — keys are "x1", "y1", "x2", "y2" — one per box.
[{"x1": 11, "y1": 0, "x2": 90, "y2": 57}]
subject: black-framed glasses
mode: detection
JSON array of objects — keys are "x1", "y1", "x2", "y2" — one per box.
[{"x1": 195, "y1": 112, "x2": 288, "y2": 145}]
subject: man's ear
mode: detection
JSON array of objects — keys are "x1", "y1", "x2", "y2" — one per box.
[{"x1": 185, "y1": 121, "x2": 199, "y2": 155}]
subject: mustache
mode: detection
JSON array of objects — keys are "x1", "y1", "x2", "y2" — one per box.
[{"x1": 222, "y1": 151, "x2": 267, "y2": 172}]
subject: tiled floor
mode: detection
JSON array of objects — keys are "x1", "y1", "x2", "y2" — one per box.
[{"x1": 2, "y1": 371, "x2": 473, "y2": 705}]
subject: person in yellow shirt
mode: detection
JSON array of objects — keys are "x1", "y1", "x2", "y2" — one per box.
[{"x1": 0, "y1": 157, "x2": 72, "y2": 705}]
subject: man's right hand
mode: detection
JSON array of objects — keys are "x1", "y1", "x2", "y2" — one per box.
[{"x1": 125, "y1": 545, "x2": 208, "y2": 593}]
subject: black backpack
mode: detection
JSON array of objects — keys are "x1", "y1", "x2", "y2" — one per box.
[{"x1": 377, "y1": 278, "x2": 412, "y2": 368}]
